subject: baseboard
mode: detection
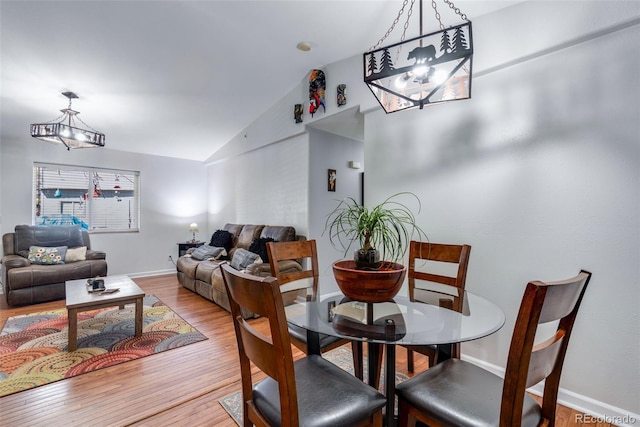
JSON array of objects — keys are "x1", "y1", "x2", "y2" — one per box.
[
  {"x1": 461, "y1": 354, "x2": 639, "y2": 427},
  {"x1": 127, "y1": 269, "x2": 175, "y2": 279}
]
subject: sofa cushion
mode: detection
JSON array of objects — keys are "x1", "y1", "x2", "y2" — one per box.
[
  {"x1": 66, "y1": 246, "x2": 87, "y2": 262},
  {"x1": 231, "y1": 248, "x2": 263, "y2": 271},
  {"x1": 209, "y1": 230, "x2": 234, "y2": 253},
  {"x1": 236, "y1": 225, "x2": 265, "y2": 250},
  {"x1": 176, "y1": 255, "x2": 200, "y2": 279},
  {"x1": 261, "y1": 225, "x2": 296, "y2": 242},
  {"x1": 222, "y1": 223, "x2": 244, "y2": 239},
  {"x1": 191, "y1": 245, "x2": 226, "y2": 261},
  {"x1": 249, "y1": 237, "x2": 274, "y2": 263},
  {"x1": 28, "y1": 246, "x2": 67, "y2": 265},
  {"x1": 14, "y1": 225, "x2": 84, "y2": 254}
]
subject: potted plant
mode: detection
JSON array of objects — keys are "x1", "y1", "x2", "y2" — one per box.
[{"x1": 324, "y1": 192, "x2": 428, "y2": 302}]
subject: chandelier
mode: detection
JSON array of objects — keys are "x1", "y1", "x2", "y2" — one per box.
[
  {"x1": 363, "y1": 0, "x2": 473, "y2": 113},
  {"x1": 30, "y1": 91, "x2": 105, "y2": 150}
]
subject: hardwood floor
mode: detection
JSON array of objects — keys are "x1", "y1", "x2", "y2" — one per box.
[{"x1": 0, "y1": 274, "x2": 610, "y2": 426}]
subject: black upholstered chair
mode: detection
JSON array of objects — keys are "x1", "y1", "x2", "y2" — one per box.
[
  {"x1": 395, "y1": 270, "x2": 592, "y2": 427},
  {"x1": 221, "y1": 263, "x2": 386, "y2": 427},
  {"x1": 403, "y1": 241, "x2": 471, "y2": 371},
  {"x1": 267, "y1": 239, "x2": 363, "y2": 379}
]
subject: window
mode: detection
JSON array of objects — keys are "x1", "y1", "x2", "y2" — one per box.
[{"x1": 33, "y1": 163, "x2": 140, "y2": 233}]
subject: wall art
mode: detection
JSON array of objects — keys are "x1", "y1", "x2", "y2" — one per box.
[
  {"x1": 309, "y1": 69, "x2": 326, "y2": 117},
  {"x1": 328, "y1": 169, "x2": 336, "y2": 192},
  {"x1": 337, "y1": 84, "x2": 347, "y2": 106},
  {"x1": 294, "y1": 104, "x2": 303, "y2": 123}
]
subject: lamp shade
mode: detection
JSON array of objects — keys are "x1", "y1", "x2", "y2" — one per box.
[
  {"x1": 30, "y1": 91, "x2": 105, "y2": 150},
  {"x1": 189, "y1": 223, "x2": 199, "y2": 233},
  {"x1": 364, "y1": 22, "x2": 473, "y2": 113}
]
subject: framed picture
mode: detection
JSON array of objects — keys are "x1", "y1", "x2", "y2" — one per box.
[
  {"x1": 328, "y1": 169, "x2": 336, "y2": 192},
  {"x1": 294, "y1": 104, "x2": 303, "y2": 123},
  {"x1": 337, "y1": 84, "x2": 347, "y2": 106}
]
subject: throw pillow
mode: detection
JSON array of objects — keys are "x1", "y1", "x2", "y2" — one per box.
[
  {"x1": 191, "y1": 245, "x2": 227, "y2": 261},
  {"x1": 230, "y1": 248, "x2": 263, "y2": 271},
  {"x1": 209, "y1": 229, "x2": 233, "y2": 253},
  {"x1": 65, "y1": 246, "x2": 87, "y2": 262},
  {"x1": 248, "y1": 237, "x2": 275, "y2": 263},
  {"x1": 28, "y1": 246, "x2": 67, "y2": 265}
]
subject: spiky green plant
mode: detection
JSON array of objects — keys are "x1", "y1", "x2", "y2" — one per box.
[{"x1": 324, "y1": 192, "x2": 428, "y2": 265}]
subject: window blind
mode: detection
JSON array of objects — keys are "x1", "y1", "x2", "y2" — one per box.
[{"x1": 33, "y1": 163, "x2": 140, "y2": 233}]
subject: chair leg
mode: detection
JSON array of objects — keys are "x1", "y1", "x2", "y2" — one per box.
[
  {"x1": 407, "y1": 348, "x2": 415, "y2": 372},
  {"x1": 397, "y1": 397, "x2": 416, "y2": 427},
  {"x1": 368, "y1": 343, "x2": 384, "y2": 389},
  {"x1": 351, "y1": 341, "x2": 363, "y2": 380}
]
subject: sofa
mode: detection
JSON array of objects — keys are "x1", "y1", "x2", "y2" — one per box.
[
  {"x1": 176, "y1": 223, "x2": 304, "y2": 318},
  {"x1": 1, "y1": 225, "x2": 108, "y2": 306}
]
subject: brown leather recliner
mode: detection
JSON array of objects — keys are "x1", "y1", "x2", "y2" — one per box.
[{"x1": 1, "y1": 225, "x2": 107, "y2": 306}]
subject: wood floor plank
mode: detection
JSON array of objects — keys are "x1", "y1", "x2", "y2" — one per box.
[{"x1": 0, "y1": 273, "x2": 610, "y2": 426}]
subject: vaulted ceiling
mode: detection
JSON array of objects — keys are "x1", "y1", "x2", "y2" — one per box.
[{"x1": 1, "y1": 1, "x2": 522, "y2": 161}]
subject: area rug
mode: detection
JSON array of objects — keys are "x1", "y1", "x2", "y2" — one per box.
[
  {"x1": 0, "y1": 295, "x2": 207, "y2": 397},
  {"x1": 219, "y1": 346, "x2": 408, "y2": 425}
]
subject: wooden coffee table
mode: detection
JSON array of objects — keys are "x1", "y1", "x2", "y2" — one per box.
[{"x1": 65, "y1": 275, "x2": 145, "y2": 352}]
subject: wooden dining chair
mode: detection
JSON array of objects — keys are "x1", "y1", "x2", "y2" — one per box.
[
  {"x1": 403, "y1": 240, "x2": 472, "y2": 371},
  {"x1": 267, "y1": 239, "x2": 363, "y2": 379},
  {"x1": 221, "y1": 263, "x2": 386, "y2": 427},
  {"x1": 395, "y1": 270, "x2": 592, "y2": 427}
]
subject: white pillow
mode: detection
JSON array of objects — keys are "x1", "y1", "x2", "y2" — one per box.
[{"x1": 66, "y1": 246, "x2": 87, "y2": 262}]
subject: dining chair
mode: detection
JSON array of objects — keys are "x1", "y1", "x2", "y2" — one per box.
[
  {"x1": 403, "y1": 240, "x2": 472, "y2": 372},
  {"x1": 221, "y1": 263, "x2": 386, "y2": 427},
  {"x1": 395, "y1": 269, "x2": 592, "y2": 427},
  {"x1": 267, "y1": 239, "x2": 363, "y2": 379}
]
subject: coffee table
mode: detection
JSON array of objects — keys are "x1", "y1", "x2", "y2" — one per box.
[{"x1": 65, "y1": 275, "x2": 145, "y2": 352}]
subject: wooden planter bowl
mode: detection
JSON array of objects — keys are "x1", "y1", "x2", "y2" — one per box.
[{"x1": 332, "y1": 260, "x2": 407, "y2": 303}]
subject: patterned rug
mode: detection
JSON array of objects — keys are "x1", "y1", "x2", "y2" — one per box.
[
  {"x1": 0, "y1": 295, "x2": 207, "y2": 397},
  {"x1": 219, "y1": 346, "x2": 408, "y2": 425}
]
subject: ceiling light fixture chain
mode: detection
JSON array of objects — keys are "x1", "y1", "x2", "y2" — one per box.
[
  {"x1": 443, "y1": 0, "x2": 468, "y2": 22},
  {"x1": 432, "y1": 0, "x2": 468, "y2": 30},
  {"x1": 369, "y1": 0, "x2": 413, "y2": 51},
  {"x1": 400, "y1": 0, "x2": 416, "y2": 42}
]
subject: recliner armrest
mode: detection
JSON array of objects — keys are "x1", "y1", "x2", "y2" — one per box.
[
  {"x1": 86, "y1": 250, "x2": 106, "y2": 260},
  {"x1": 1, "y1": 254, "x2": 31, "y2": 269}
]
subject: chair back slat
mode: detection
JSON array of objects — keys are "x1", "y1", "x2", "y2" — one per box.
[
  {"x1": 538, "y1": 278, "x2": 587, "y2": 323},
  {"x1": 237, "y1": 319, "x2": 280, "y2": 379},
  {"x1": 411, "y1": 272, "x2": 458, "y2": 287},
  {"x1": 526, "y1": 332, "x2": 565, "y2": 387},
  {"x1": 221, "y1": 263, "x2": 299, "y2": 426},
  {"x1": 408, "y1": 241, "x2": 472, "y2": 291},
  {"x1": 500, "y1": 270, "x2": 591, "y2": 426},
  {"x1": 267, "y1": 239, "x2": 319, "y2": 285}
]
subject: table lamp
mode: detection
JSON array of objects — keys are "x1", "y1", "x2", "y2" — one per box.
[{"x1": 189, "y1": 223, "x2": 199, "y2": 242}]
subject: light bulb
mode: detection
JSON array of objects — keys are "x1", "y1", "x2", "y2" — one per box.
[
  {"x1": 432, "y1": 70, "x2": 448, "y2": 85},
  {"x1": 395, "y1": 74, "x2": 409, "y2": 89},
  {"x1": 413, "y1": 65, "x2": 429, "y2": 77}
]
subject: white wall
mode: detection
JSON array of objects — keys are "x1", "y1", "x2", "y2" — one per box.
[
  {"x1": 207, "y1": 1, "x2": 640, "y2": 421},
  {"x1": 366, "y1": 12, "x2": 639, "y2": 419},
  {"x1": 307, "y1": 127, "x2": 364, "y2": 279},
  {"x1": 206, "y1": 134, "x2": 309, "y2": 236},
  {"x1": 0, "y1": 137, "x2": 208, "y2": 276}
]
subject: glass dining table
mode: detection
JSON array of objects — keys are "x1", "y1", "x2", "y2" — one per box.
[{"x1": 282, "y1": 277, "x2": 506, "y2": 427}]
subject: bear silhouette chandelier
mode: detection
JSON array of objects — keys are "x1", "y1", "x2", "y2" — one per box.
[
  {"x1": 364, "y1": 0, "x2": 473, "y2": 113},
  {"x1": 31, "y1": 91, "x2": 105, "y2": 150}
]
